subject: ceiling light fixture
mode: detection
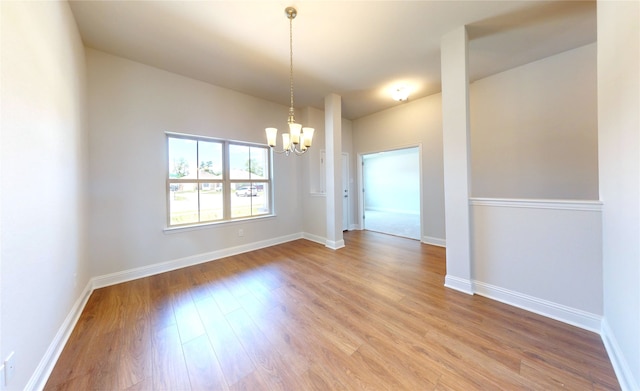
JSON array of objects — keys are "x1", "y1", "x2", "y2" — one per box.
[
  {"x1": 265, "y1": 6, "x2": 314, "y2": 156},
  {"x1": 392, "y1": 86, "x2": 410, "y2": 102}
]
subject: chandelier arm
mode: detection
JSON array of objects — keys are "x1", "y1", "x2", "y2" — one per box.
[
  {"x1": 292, "y1": 146, "x2": 308, "y2": 156},
  {"x1": 269, "y1": 146, "x2": 290, "y2": 155}
]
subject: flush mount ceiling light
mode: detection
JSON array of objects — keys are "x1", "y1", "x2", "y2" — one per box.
[
  {"x1": 265, "y1": 6, "x2": 314, "y2": 156},
  {"x1": 392, "y1": 85, "x2": 410, "y2": 102}
]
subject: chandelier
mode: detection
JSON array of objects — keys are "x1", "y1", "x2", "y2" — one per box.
[{"x1": 265, "y1": 6, "x2": 314, "y2": 156}]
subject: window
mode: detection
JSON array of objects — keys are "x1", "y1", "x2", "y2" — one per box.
[{"x1": 167, "y1": 133, "x2": 271, "y2": 227}]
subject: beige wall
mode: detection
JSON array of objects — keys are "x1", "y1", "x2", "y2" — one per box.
[
  {"x1": 353, "y1": 93, "x2": 446, "y2": 243},
  {"x1": 467, "y1": 45, "x2": 602, "y2": 331},
  {"x1": 1, "y1": 2, "x2": 88, "y2": 389},
  {"x1": 300, "y1": 107, "x2": 355, "y2": 240},
  {"x1": 352, "y1": 43, "x2": 598, "y2": 245},
  {"x1": 470, "y1": 43, "x2": 598, "y2": 200},
  {"x1": 86, "y1": 49, "x2": 304, "y2": 278}
]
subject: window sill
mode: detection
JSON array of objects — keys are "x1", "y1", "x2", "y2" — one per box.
[{"x1": 163, "y1": 214, "x2": 276, "y2": 234}]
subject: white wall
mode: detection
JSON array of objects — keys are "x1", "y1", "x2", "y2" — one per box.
[
  {"x1": 86, "y1": 49, "x2": 303, "y2": 277},
  {"x1": 597, "y1": 1, "x2": 640, "y2": 390},
  {"x1": 363, "y1": 148, "x2": 420, "y2": 214},
  {"x1": 470, "y1": 44, "x2": 598, "y2": 200},
  {"x1": 1, "y1": 2, "x2": 89, "y2": 389},
  {"x1": 353, "y1": 94, "x2": 446, "y2": 243}
]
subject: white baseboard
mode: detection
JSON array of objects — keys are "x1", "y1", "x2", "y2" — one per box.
[
  {"x1": 28, "y1": 233, "x2": 622, "y2": 391},
  {"x1": 444, "y1": 275, "x2": 474, "y2": 295},
  {"x1": 601, "y1": 319, "x2": 639, "y2": 391},
  {"x1": 25, "y1": 282, "x2": 93, "y2": 391},
  {"x1": 302, "y1": 232, "x2": 346, "y2": 250},
  {"x1": 422, "y1": 236, "x2": 446, "y2": 247},
  {"x1": 473, "y1": 280, "x2": 602, "y2": 333},
  {"x1": 302, "y1": 232, "x2": 326, "y2": 246},
  {"x1": 92, "y1": 233, "x2": 303, "y2": 289},
  {"x1": 325, "y1": 239, "x2": 345, "y2": 250}
]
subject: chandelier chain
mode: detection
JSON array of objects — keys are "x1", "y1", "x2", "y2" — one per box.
[{"x1": 289, "y1": 12, "x2": 295, "y2": 116}]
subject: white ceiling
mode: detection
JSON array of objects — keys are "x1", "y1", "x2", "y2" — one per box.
[{"x1": 69, "y1": 0, "x2": 596, "y2": 120}]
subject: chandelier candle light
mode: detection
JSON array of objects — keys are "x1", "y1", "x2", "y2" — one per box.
[{"x1": 265, "y1": 6, "x2": 314, "y2": 156}]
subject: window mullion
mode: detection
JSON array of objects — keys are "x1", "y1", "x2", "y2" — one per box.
[{"x1": 223, "y1": 140, "x2": 231, "y2": 220}]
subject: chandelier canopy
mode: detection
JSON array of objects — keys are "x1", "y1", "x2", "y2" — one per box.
[{"x1": 265, "y1": 6, "x2": 314, "y2": 156}]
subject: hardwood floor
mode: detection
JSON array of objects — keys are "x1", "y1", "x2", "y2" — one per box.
[{"x1": 45, "y1": 230, "x2": 619, "y2": 390}]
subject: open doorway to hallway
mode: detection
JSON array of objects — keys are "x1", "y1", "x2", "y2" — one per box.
[{"x1": 361, "y1": 147, "x2": 421, "y2": 240}]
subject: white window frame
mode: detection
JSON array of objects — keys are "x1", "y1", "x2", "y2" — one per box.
[{"x1": 166, "y1": 132, "x2": 273, "y2": 228}]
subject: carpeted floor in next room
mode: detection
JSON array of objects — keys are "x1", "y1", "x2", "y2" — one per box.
[{"x1": 364, "y1": 209, "x2": 421, "y2": 240}]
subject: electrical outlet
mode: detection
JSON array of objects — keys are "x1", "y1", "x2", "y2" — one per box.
[
  {"x1": 4, "y1": 352, "x2": 15, "y2": 385},
  {"x1": 238, "y1": 229, "x2": 244, "y2": 237}
]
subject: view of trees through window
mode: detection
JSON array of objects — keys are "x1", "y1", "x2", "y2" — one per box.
[{"x1": 167, "y1": 134, "x2": 271, "y2": 226}]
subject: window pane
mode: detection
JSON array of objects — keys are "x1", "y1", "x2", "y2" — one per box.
[
  {"x1": 231, "y1": 182, "x2": 253, "y2": 218},
  {"x1": 229, "y1": 144, "x2": 250, "y2": 180},
  {"x1": 198, "y1": 141, "x2": 223, "y2": 180},
  {"x1": 253, "y1": 183, "x2": 270, "y2": 215},
  {"x1": 168, "y1": 138, "x2": 197, "y2": 180},
  {"x1": 200, "y1": 183, "x2": 223, "y2": 222},
  {"x1": 231, "y1": 182, "x2": 269, "y2": 218},
  {"x1": 169, "y1": 183, "x2": 199, "y2": 225},
  {"x1": 249, "y1": 146, "x2": 269, "y2": 180}
]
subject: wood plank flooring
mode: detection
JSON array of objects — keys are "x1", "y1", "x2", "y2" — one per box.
[{"x1": 45, "y1": 230, "x2": 619, "y2": 390}]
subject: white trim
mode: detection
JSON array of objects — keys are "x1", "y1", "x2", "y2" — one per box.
[
  {"x1": 601, "y1": 319, "x2": 639, "y2": 391},
  {"x1": 163, "y1": 214, "x2": 276, "y2": 234},
  {"x1": 422, "y1": 236, "x2": 446, "y2": 247},
  {"x1": 470, "y1": 197, "x2": 602, "y2": 211},
  {"x1": 325, "y1": 239, "x2": 345, "y2": 250},
  {"x1": 444, "y1": 275, "x2": 474, "y2": 295},
  {"x1": 25, "y1": 283, "x2": 93, "y2": 391},
  {"x1": 93, "y1": 233, "x2": 303, "y2": 289},
  {"x1": 474, "y1": 280, "x2": 602, "y2": 333}
]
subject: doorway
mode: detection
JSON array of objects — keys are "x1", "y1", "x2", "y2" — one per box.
[{"x1": 361, "y1": 147, "x2": 421, "y2": 240}]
